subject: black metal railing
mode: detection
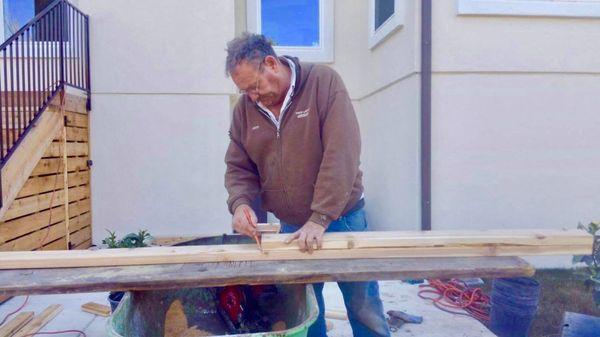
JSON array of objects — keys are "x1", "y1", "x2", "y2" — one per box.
[{"x1": 0, "y1": 0, "x2": 90, "y2": 168}]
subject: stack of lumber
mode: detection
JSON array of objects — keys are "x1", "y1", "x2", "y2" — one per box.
[{"x1": 0, "y1": 229, "x2": 591, "y2": 270}]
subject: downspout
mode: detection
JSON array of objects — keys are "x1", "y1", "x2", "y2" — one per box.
[{"x1": 421, "y1": 0, "x2": 432, "y2": 230}]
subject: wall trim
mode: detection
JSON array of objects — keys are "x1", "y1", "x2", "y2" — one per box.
[{"x1": 458, "y1": 0, "x2": 600, "y2": 18}]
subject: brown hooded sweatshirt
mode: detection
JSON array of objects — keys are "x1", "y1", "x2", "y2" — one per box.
[{"x1": 225, "y1": 56, "x2": 363, "y2": 228}]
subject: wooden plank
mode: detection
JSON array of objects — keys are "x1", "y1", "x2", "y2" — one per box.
[
  {"x1": 1, "y1": 206, "x2": 65, "y2": 244},
  {"x1": 325, "y1": 310, "x2": 348, "y2": 321},
  {"x1": 11, "y1": 304, "x2": 62, "y2": 337},
  {"x1": 38, "y1": 237, "x2": 68, "y2": 251},
  {"x1": 62, "y1": 126, "x2": 70, "y2": 251},
  {"x1": 31, "y1": 157, "x2": 88, "y2": 176},
  {"x1": 2, "y1": 185, "x2": 89, "y2": 223},
  {"x1": 64, "y1": 111, "x2": 88, "y2": 128},
  {"x1": 0, "y1": 199, "x2": 91, "y2": 244},
  {"x1": 0, "y1": 106, "x2": 63, "y2": 220},
  {"x1": 16, "y1": 171, "x2": 89, "y2": 198},
  {"x1": 69, "y1": 212, "x2": 91, "y2": 233},
  {"x1": 51, "y1": 92, "x2": 87, "y2": 114},
  {"x1": 0, "y1": 220, "x2": 66, "y2": 251},
  {"x1": 257, "y1": 223, "x2": 281, "y2": 234},
  {"x1": 69, "y1": 226, "x2": 91, "y2": 248},
  {"x1": 0, "y1": 256, "x2": 534, "y2": 296},
  {"x1": 81, "y1": 302, "x2": 110, "y2": 317},
  {"x1": 65, "y1": 127, "x2": 88, "y2": 142},
  {"x1": 74, "y1": 239, "x2": 91, "y2": 250},
  {"x1": 44, "y1": 142, "x2": 88, "y2": 157},
  {"x1": 0, "y1": 232, "x2": 591, "y2": 270},
  {"x1": 0, "y1": 312, "x2": 34, "y2": 337},
  {"x1": 262, "y1": 229, "x2": 592, "y2": 251}
]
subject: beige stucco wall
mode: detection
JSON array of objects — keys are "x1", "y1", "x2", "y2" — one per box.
[
  {"x1": 78, "y1": 0, "x2": 599, "y2": 252},
  {"x1": 331, "y1": 0, "x2": 422, "y2": 230},
  {"x1": 77, "y1": 0, "x2": 236, "y2": 242},
  {"x1": 432, "y1": 0, "x2": 600, "y2": 267}
]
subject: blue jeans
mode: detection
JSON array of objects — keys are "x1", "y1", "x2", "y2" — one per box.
[{"x1": 281, "y1": 207, "x2": 390, "y2": 337}]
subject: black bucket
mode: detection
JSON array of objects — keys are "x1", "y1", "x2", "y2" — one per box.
[{"x1": 489, "y1": 277, "x2": 541, "y2": 337}]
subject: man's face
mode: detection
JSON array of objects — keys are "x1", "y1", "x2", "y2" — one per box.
[{"x1": 231, "y1": 58, "x2": 283, "y2": 108}]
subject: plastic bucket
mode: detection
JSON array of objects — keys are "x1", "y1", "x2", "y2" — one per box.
[
  {"x1": 489, "y1": 277, "x2": 541, "y2": 337},
  {"x1": 106, "y1": 284, "x2": 318, "y2": 337},
  {"x1": 106, "y1": 234, "x2": 318, "y2": 336}
]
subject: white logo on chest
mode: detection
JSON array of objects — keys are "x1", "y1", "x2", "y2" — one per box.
[
  {"x1": 251, "y1": 125, "x2": 260, "y2": 130},
  {"x1": 295, "y1": 109, "x2": 310, "y2": 119}
]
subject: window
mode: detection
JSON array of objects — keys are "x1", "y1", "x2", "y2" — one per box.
[
  {"x1": 246, "y1": 0, "x2": 334, "y2": 63},
  {"x1": 1, "y1": 0, "x2": 54, "y2": 39},
  {"x1": 369, "y1": 0, "x2": 404, "y2": 49},
  {"x1": 458, "y1": 0, "x2": 600, "y2": 18}
]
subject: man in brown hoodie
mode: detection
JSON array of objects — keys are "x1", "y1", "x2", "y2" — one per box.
[{"x1": 224, "y1": 33, "x2": 390, "y2": 337}]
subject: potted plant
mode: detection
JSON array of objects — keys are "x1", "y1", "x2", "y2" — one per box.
[
  {"x1": 573, "y1": 221, "x2": 600, "y2": 306},
  {"x1": 102, "y1": 229, "x2": 154, "y2": 312}
]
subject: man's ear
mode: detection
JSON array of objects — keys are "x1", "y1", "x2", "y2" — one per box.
[{"x1": 263, "y1": 55, "x2": 279, "y2": 72}]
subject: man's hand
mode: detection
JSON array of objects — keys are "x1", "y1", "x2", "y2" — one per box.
[
  {"x1": 284, "y1": 221, "x2": 326, "y2": 254},
  {"x1": 232, "y1": 204, "x2": 257, "y2": 238}
]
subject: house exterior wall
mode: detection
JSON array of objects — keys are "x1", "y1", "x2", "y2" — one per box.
[
  {"x1": 77, "y1": 0, "x2": 599, "y2": 261},
  {"x1": 331, "y1": 0, "x2": 422, "y2": 231},
  {"x1": 432, "y1": 0, "x2": 600, "y2": 267},
  {"x1": 77, "y1": 0, "x2": 235, "y2": 240}
]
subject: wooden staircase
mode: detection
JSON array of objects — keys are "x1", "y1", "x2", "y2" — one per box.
[
  {"x1": 0, "y1": 1, "x2": 91, "y2": 251},
  {"x1": 0, "y1": 91, "x2": 91, "y2": 251}
]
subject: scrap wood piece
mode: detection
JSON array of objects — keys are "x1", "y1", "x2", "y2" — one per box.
[
  {"x1": 81, "y1": 302, "x2": 110, "y2": 317},
  {"x1": 256, "y1": 223, "x2": 281, "y2": 234},
  {"x1": 0, "y1": 229, "x2": 591, "y2": 270},
  {"x1": 325, "y1": 310, "x2": 348, "y2": 320},
  {"x1": 11, "y1": 304, "x2": 62, "y2": 337},
  {"x1": 262, "y1": 229, "x2": 592, "y2": 251},
  {"x1": 0, "y1": 312, "x2": 34, "y2": 337}
]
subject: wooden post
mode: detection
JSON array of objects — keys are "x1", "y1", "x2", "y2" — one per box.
[{"x1": 61, "y1": 93, "x2": 70, "y2": 250}]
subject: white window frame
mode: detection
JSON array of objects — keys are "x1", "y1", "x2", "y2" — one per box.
[
  {"x1": 246, "y1": 0, "x2": 334, "y2": 63},
  {"x1": 368, "y1": 0, "x2": 405, "y2": 50},
  {"x1": 458, "y1": 0, "x2": 600, "y2": 18}
]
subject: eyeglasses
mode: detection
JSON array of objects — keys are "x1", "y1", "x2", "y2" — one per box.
[{"x1": 238, "y1": 62, "x2": 263, "y2": 96}]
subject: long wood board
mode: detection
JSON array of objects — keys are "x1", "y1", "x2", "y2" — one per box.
[
  {"x1": 0, "y1": 230, "x2": 591, "y2": 270},
  {"x1": 0, "y1": 256, "x2": 534, "y2": 296},
  {"x1": 262, "y1": 229, "x2": 592, "y2": 250}
]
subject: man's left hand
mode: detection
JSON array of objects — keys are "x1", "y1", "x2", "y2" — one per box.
[{"x1": 284, "y1": 221, "x2": 326, "y2": 253}]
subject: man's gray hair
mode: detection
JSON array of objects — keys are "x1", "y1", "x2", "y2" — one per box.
[{"x1": 225, "y1": 33, "x2": 277, "y2": 76}]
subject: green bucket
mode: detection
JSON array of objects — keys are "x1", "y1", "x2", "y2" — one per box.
[
  {"x1": 106, "y1": 284, "x2": 318, "y2": 337},
  {"x1": 106, "y1": 235, "x2": 318, "y2": 337}
]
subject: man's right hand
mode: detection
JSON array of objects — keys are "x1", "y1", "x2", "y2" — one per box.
[{"x1": 232, "y1": 204, "x2": 258, "y2": 238}]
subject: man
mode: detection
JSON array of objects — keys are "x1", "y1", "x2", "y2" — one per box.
[{"x1": 224, "y1": 33, "x2": 390, "y2": 337}]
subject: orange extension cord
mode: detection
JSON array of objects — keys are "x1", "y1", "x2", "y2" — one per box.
[{"x1": 417, "y1": 279, "x2": 491, "y2": 322}]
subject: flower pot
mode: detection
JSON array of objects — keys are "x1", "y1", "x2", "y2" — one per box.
[{"x1": 108, "y1": 291, "x2": 125, "y2": 313}]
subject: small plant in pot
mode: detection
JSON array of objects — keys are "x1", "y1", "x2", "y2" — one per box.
[
  {"x1": 102, "y1": 229, "x2": 154, "y2": 312},
  {"x1": 573, "y1": 221, "x2": 600, "y2": 306}
]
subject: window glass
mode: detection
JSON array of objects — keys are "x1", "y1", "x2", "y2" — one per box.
[
  {"x1": 375, "y1": 0, "x2": 394, "y2": 30},
  {"x1": 261, "y1": 0, "x2": 320, "y2": 47}
]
